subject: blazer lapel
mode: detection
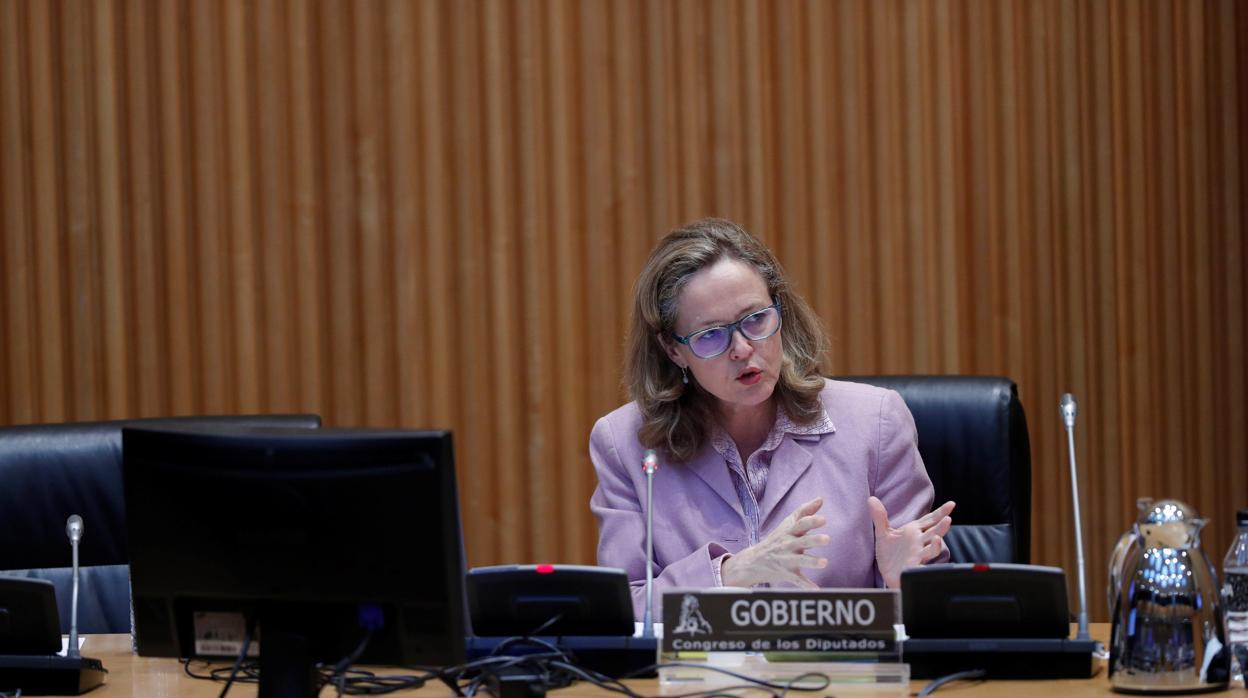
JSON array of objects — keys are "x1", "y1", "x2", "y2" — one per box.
[
  {"x1": 758, "y1": 436, "x2": 814, "y2": 528},
  {"x1": 686, "y1": 447, "x2": 745, "y2": 519}
]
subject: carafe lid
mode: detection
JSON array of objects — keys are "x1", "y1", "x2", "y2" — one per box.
[
  {"x1": 1137, "y1": 499, "x2": 1197, "y2": 525},
  {"x1": 1135, "y1": 499, "x2": 1204, "y2": 548}
]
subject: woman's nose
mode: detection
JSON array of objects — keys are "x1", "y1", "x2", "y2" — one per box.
[{"x1": 727, "y1": 328, "x2": 754, "y2": 361}]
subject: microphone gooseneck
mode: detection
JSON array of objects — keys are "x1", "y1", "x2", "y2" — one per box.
[
  {"x1": 1060, "y1": 394, "x2": 1091, "y2": 641},
  {"x1": 66, "y1": 514, "x2": 84, "y2": 657},
  {"x1": 641, "y1": 450, "x2": 659, "y2": 638}
]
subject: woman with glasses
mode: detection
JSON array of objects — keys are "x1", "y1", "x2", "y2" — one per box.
[{"x1": 590, "y1": 218, "x2": 955, "y2": 619}]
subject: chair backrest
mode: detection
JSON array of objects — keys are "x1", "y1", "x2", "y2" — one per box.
[
  {"x1": 833, "y1": 375, "x2": 1031, "y2": 564},
  {"x1": 0, "y1": 414, "x2": 322, "y2": 633}
]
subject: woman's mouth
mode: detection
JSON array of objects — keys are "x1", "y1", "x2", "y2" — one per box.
[{"x1": 737, "y1": 368, "x2": 763, "y2": 385}]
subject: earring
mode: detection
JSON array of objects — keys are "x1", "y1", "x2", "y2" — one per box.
[{"x1": 681, "y1": 366, "x2": 689, "y2": 384}]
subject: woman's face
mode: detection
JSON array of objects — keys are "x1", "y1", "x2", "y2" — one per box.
[{"x1": 664, "y1": 257, "x2": 783, "y2": 412}]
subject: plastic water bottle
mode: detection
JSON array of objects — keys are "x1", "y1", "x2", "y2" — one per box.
[{"x1": 1225, "y1": 509, "x2": 1248, "y2": 685}]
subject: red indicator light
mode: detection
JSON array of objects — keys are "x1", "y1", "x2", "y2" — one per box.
[
  {"x1": 972, "y1": 563, "x2": 991, "y2": 572},
  {"x1": 535, "y1": 564, "x2": 555, "y2": 574}
]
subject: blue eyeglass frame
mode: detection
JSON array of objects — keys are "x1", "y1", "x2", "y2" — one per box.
[{"x1": 671, "y1": 300, "x2": 783, "y2": 359}]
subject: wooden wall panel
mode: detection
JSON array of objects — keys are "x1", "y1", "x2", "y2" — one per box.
[{"x1": 0, "y1": 0, "x2": 1244, "y2": 621}]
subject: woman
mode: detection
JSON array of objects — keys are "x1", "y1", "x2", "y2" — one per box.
[{"x1": 589, "y1": 218, "x2": 954, "y2": 619}]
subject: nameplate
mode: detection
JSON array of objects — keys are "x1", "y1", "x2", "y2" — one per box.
[{"x1": 661, "y1": 589, "x2": 899, "y2": 655}]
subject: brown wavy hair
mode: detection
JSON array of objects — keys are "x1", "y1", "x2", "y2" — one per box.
[{"x1": 625, "y1": 218, "x2": 828, "y2": 462}]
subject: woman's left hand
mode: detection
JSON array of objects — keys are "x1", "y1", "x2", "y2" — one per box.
[{"x1": 868, "y1": 497, "x2": 956, "y2": 589}]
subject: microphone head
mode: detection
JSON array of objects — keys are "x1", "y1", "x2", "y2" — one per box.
[
  {"x1": 1060, "y1": 393, "x2": 1077, "y2": 428},
  {"x1": 66, "y1": 514, "x2": 83, "y2": 543},
  {"x1": 642, "y1": 449, "x2": 659, "y2": 474}
]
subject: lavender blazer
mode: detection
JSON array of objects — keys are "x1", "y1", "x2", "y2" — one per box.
[{"x1": 589, "y1": 379, "x2": 938, "y2": 619}]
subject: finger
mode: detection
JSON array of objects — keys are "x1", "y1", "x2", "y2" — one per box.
[
  {"x1": 791, "y1": 533, "x2": 832, "y2": 552},
  {"x1": 781, "y1": 497, "x2": 825, "y2": 530},
  {"x1": 867, "y1": 496, "x2": 891, "y2": 534},
  {"x1": 918, "y1": 538, "x2": 943, "y2": 564},
  {"x1": 919, "y1": 516, "x2": 953, "y2": 541},
  {"x1": 784, "y1": 552, "x2": 828, "y2": 570},
  {"x1": 792, "y1": 497, "x2": 824, "y2": 519},
  {"x1": 930, "y1": 500, "x2": 956, "y2": 521},
  {"x1": 914, "y1": 501, "x2": 955, "y2": 529},
  {"x1": 790, "y1": 514, "x2": 827, "y2": 535}
]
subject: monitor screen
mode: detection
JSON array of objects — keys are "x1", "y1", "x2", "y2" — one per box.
[{"x1": 122, "y1": 426, "x2": 467, "y2": 674}]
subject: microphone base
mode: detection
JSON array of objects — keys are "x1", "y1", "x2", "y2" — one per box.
[
  {"x1": 903, "y1": 637, "x2": 1097, "y2": 679},
  {"x1": 0, "y1": 654, "x2": 107, "y2": 695}
]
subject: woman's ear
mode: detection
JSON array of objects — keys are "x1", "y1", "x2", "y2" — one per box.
[{"x1": 656, "y1": 331, "x2": 685, "y2": 367}]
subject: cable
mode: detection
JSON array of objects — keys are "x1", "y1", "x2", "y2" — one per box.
[
  {"x1": 632, "y1": 662, "x2": 831, "y2": 694},
  {"x1": 525, "y1": 612, "x2": 565, "y2": 638},
  {"x1": 182, "y1": 652, "x2": 433, "y2": 695},
  {"x1": 325, "y1": 628, "x2": 376, "y2": 697},
  {"x1": 916, "y1": 668, "x2": 986, "y2": 696},
  {"x1": 217, "y1": 621, "x2": 256, "y2": 698},
  {"x1": 178, "y1": 619, "x2": 836, "y2": 698},
  {"x1": 314, "y1": 666, "x2": 431, "y2": 695}
]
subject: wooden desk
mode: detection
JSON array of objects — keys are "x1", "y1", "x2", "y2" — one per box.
[{"x1": 78, "y1": 625, "x2": 1246, "y2": 697}]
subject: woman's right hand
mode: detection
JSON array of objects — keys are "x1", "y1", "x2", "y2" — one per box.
[{"x1": 721, "y1": 496, "x2": 830, "y2": 588}]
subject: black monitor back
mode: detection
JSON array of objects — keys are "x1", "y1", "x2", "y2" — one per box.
[{"x1": 123, "y1": 427, "x2": 467, "y2": 668}]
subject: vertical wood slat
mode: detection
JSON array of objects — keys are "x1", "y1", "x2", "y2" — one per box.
[
  {"x1": 59, "y1": 0, "x2": 101, "y2": 422},
  {"x1": 188, "y1": 0, "x2": 229, "y2": 414},
  {"x1": 253, "y1": 0, "x2": 294, "y2": 414},
  {"x1": 352, "y1": 0, "x2": 394, "y2": 430},
  {"x1": 0, "y1": 0, "x2": 1244, "y2": 618},
  {"x1": 90, "y1": 0, "x2": 129, "y2": 420},
  {"x1": 286, "y1": 0, "x2": 325, "y2": 417},
  {"x1": 448, "y1": 0, "x2": 494, "y2": 564},
  {"x1": 26, "y1": 0, "x2": 67, "y2": 422},
  {"x1": 0, "y1": 0, "x2": 33, "y2": 424},
  {"x1": 318, "y1": 0, "x2": 357, "y2": 428},
  {"x1": 385, "y1": 0, "x2": 425, "y2": 436},
  {"x1": 222, "y1": 0, "x2": 259, "y2": 414},
  {"x1": 480, "y1": 0, "x2": 524, "y2": 561},
  {"x1": 122, "y1": 0, "x2": 167, "y2": 418},
  {"x1": 514, "y1": 0, "x2": 556, "y2": 564},
  {"x1": 155, "y1": 0, "x2": 195, "y2": 416},
  {"x1": 546, "y1": 0, "x2": 587, "y2": 561}
]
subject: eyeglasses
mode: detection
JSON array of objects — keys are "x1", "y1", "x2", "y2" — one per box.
[{"x1": 672, "y1": 301, "x2": 783, "y2": 359}]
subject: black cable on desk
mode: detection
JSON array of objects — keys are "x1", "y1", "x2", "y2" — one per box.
[
  {"x1": 181, "y1": 620, "x2": 838, "y2": 698},
  {"x1": 217, "y1": 621, "x2": 255, "y2": 698},
  {"x1": 326, "y1": 628, "x2": 376, "y2": 697},
  {"x1": 917, "y1": 668, "x2": 986, "y2": 696}
]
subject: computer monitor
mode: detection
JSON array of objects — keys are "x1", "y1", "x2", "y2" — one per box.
[{"x1": 122, "y1": 426, "x2": 467, "y2": 686}]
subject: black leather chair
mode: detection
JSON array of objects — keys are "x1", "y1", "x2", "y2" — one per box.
[
  {"x1": 833, "y1": 375, "x2": 1031, "y2": 564},
  {"x1": 0, "y1": 414, "x2": 322, "y2": 634}
]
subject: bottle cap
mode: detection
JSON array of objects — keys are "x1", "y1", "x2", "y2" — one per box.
[{"x1": 1238, "y1": 509, "x2": 1248, "y2": 526}]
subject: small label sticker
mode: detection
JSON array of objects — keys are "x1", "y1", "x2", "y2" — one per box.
[{"x1": 192, "y1": 611, "x2": 259, "y2": 658}]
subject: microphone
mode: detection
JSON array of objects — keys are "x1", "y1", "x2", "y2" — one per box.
[
  {"x1": 0, "y1": 514, "x2": 107, "y2": 693},
  {"x1": 1060, "y1": 394, "x2": 1091, "y2": 641},
  {"x1": 66, "y1": 514, "x2": 83, "y2": 658},
  {"x1": 641, "y1": 450, "x2": 659, "y2": 638},
  {"x1": 1060, "y1": 393, "x2": 1077, "y2": 429}
]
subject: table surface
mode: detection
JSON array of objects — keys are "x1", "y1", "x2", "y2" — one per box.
[{"x1": 71, "y1": 624, "x2": 1246, "y2": 697}]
